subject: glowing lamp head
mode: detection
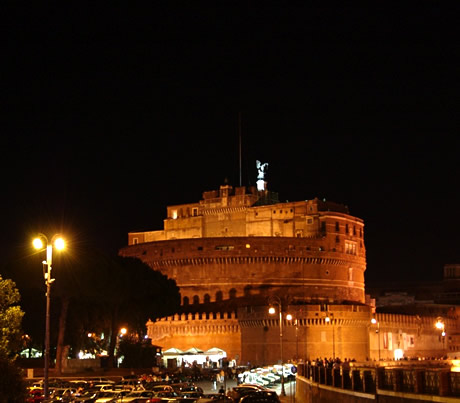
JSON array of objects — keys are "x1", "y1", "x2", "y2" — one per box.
[
  {"x1": 435, "y1": 321, "x2": 444, "y2": 330},
  {"x1": 286, "y1": 314, "x2": 293, "y2": 321},
  {"x1": 268, "y1": 307, "x2": 276, "y2": 315},
  {"x1": 33, "y1": 238, "x2": 44, "y2": 250},
  {"x1": 54, "y1": 237, "x2": 65, "y2": 251},
  {"x1": 120, "y1": 327, "x2": 127, "y2": 336},
  {"x1": 325, "y1": 316, "x2": 331, "y2": 323},
  {"x1": 371, "y1": 318, "x2": 377, "y2": 325}
]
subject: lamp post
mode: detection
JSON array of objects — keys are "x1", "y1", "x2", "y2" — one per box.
[
  {"x1": 268, "y1": 296, "x2": 286, "y2": 396},
  {"x1": 116, "y1": 327, "x2": 127, "y2": 367},
  {"x1": 325, "y1": 314, "x2": 335, "y2": 358},
  {"x1": 435, "y1": 318, "x2": 446, "y2": 353},
  {"x1": 33, "y1": 234, "x2": 65, "y2": 398},
  {"x1": 371, "y1": 318, "x2": 381, "y2": 361}
]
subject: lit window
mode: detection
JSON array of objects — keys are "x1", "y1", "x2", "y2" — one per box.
[
  {"x1": 133, "y1": 237, "x2": 138, "y2": 245},
  {"x1": 172, "y1": 210, "x2": 178, "y2": 219}
]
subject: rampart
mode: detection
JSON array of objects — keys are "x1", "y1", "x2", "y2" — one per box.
[{"x1": 146, "y1": 311, "x2": 241, "y2": 363}]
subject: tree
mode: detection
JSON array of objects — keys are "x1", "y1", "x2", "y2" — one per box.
[
  {"x1": 85, "y1": 255, "x2": 181, "y2": 367},
  {"x1": 0, "y1": 357, "x2": 28, "y2": 403},
  {"x1": 0, "y1": 276, "x2": 27, "y2": 402},
  {"x1": 0, "y1": 275, "x2": 24, "y2": 359}
]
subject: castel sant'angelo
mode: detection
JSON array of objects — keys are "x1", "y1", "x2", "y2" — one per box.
[{"x1": 119, "y1": 162, "x2": 458, "y2": 366}]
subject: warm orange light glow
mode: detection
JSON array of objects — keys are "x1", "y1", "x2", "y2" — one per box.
[
  {"x1": 33, "y1": 238, "x2": 44, "y2": 250},
  {"x1": 120, "y1": 327, "x2": 127, "y2": 335},
  {"x1": 268, "y1": 307, "x2": 276, "y2": 315},
  {"x1": 435, "y1": 321, "x2": 444, "y2": 330},
  {"x1": 54, "y1": 237, "x2": 65, "y2": 250},
  {"x1": 325, "y1": 316, "x2": 331, "y2": 323},
  {"x1": 286, "y1": 314, "x2": 293, "y2": 321},
  {"x1": 371, "y1": 318, "x2": 377, "y2": 325}
]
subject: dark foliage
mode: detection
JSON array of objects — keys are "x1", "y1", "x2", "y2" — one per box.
[{"x1": 0, "y1": 358, "x2": 28, "y2": 403}]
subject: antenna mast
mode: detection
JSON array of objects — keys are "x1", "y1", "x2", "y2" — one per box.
[{"x1": 238, "y1": 112, "x2": 242, "y2": 187}]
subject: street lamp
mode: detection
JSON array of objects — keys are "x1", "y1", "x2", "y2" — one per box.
[
  {"x1": 435, "y1": 318, "x2": 446, "y2": 352},
  {"x1": 268, "y1": 296, "x2": 286, "y2": 396},
  {"x1": 33, "y1": 234, "x2": 65, "y2": 398},
  {"x1": 116, "y1": 327, "x2": 128, "y2": 367},
  {"x1": 371, "y1": 317, "x2": 381, "y2": 361},
  {"x1": 325, "y1": 314, "x2": 335, "y2": 358}
]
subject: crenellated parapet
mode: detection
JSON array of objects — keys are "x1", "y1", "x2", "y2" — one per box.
[{"x1": 146, "y1": 310, "x2": 241, "y2": 362}]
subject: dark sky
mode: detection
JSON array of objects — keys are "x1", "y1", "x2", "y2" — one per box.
[{"x1": 1, "y1": 3, "x2": 459, "y2": 287}]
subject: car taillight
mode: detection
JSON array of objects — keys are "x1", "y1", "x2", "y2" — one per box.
[{"x1": 149, "y1": 399, "x2": 162, "y2": 403}]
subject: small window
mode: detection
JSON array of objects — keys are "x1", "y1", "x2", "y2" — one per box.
[
  {"x1": 335, "y1": 235, "x2": 339, "y2": 243},
  {"x1": 133, "y1": 237, "x2": 139, "y2": 245},
  {"x1": 335, "y1": 222, "x2": 339, "y2": 231},
  {"x1": 172, "y1": 210, "x2": 178, "y2": 219},
  {"x1": 197, "y1": 246, "x2": 203, "y2": 251},
  {"x1": 307, "y1": 218, "x2": 313, "y2": 224},
  {"x1": 192, "y1": 207, "x2": 198, "y2": 216}
]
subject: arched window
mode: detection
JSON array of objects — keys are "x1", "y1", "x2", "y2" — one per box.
[
  {"x1": 183, "y1": 296, "x2": 189, "y2": 306},
  {"x1": 193, "y1": 295, "x2": 199, "y2": 305},
  {"x1": 204, "y1": 294, "x2": 211, "y2": 304},
  {"x1": 229, "y1": 288, "x2": 237, "y2": 299}
]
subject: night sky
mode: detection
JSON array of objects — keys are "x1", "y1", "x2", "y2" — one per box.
[{"x1": 1, "y1": 3, "x2": 459, "y2": 289}]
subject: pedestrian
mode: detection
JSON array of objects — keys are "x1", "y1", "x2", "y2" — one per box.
[{"x1": 218, "y1": 385, "x2": 225, "y2": 394}]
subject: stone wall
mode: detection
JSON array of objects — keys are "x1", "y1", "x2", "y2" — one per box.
[
  {"x1": 146, "y1": 311, "x2": 241, "y2": 364},
  {"x1": 120, "y1": 237, "x2": 366, "y2": 305}
]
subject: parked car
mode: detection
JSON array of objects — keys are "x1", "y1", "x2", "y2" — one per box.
[
  {"x1": 239, "y1": 391, "x2": 280, "y2": 403},
  {"x1": 93, "y1": 391, "x2": 123, "y2": 403},
  {"x1": 27, "y1": 388, "x2": 45, "y2": 403},
  {"x1": 110, "y1": 390, "x2": 157, "y2": 403},
  {"x1": 229, "y1": 385, "x2": 276, "y2": 403}
]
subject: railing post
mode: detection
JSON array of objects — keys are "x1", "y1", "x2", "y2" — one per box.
[
  {"x1": 414, "y1": 370, "x2": 424, "y2": 394},
  {"x1": 332, "y1": 368, "x2": 341, "y2": 387},
  {"x1": 362, "y1": 369, "x2": 375, "y2": 393},
  {"x1": 351, "y1": 369, "x2": 362, "y2": 391},
  {"x1": 341, "y1": 368, "x2": 351, "y2": 389},
  {"x1": 439, "y1": 370, "x2": 450, "y2": 397},
  {"x1": 376, "y1": 367, "x2": 385, "y2": 390},
  {"x1": 393, "y1": 369, "x2": 403, "y2": 392}
]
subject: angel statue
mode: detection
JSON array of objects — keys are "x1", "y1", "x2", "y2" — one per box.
[{"x1": 256, "y1": 160, "x2": 268, "y2": 191}]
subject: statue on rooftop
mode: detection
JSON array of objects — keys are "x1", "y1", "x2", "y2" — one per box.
[{"x1": 256, "y1": 160, "x2": 268, "y2": 191}]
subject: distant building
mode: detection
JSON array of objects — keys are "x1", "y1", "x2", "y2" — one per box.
[{"x1": 120, "y1": 178, "x2": 459, "y2": 365}]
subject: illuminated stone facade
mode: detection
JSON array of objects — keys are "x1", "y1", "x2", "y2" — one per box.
[{"x1": 119, "y1": 184, "x2": 457, "y2": 365}]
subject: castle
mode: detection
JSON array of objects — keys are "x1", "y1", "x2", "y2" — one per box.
[{"x1": 119, "y1": 172, "x2": 458, "y2": 366}]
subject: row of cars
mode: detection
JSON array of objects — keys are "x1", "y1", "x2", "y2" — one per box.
[{"x1": 27, "y1": 379, "x2": 281, "y2": 403}]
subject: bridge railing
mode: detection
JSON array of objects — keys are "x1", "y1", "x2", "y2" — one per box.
[{"x1": 297, "y1": 363, "x2": 460, "y2": 398}]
